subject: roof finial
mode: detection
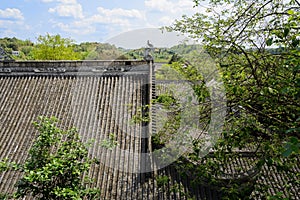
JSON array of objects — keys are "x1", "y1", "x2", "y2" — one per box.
[
  {"x1": 147, "y1": 40, "x2": 154, "y2": 50},
  {"x1": 144, "y1": 40, "x2": 154, "y2": 63}
]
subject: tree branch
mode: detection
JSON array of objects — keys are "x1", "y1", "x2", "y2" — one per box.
[{"x1": 223, "y1": 2, "x2": 256, "y2": 35}]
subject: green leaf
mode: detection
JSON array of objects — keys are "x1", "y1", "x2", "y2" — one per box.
[
  {"x1": 287, "y1": 10, "x2": 294, "y2": 15},
  {"x1": 291, "y1": 39, "x2": 299, "y2": 47},
  {"x1": 15, "y1": 116, "x2": 99, "y2": 199},
  {"x1": 282, "y1": 146, "x2": 293, "y2": 157},
  {"x1": 283, "y1": 28, "x2": 290, "y2": 37},
  {"x1": 266, "y1": 38, "x2": 273, "y2": 46}
]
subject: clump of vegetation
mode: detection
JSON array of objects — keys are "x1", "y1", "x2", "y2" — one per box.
[
  {"x1": 151, "y1": 93, "x2": 182, "y2": 150},
  {"x1": 0, "y1": 34, "x2": 127, "y2": 61},
  {"x1": 0, "y1": 37, "x2": 34, "y2": 60},
  {"x1": 156, "y1": 175, "x2": 170, "y2": 189},
  {"x1": 130, "y1": 105, "x2": 150, "y2": 124},
  {"x1": 100, "y1": 133, "x2": 119, "y2": 150},
  {"x1": 0, "y1": 35, "x2": 204, "y2": 62},
  {"x1": 30, "y1": 34, "x2": 80, "y2": 60},
  {"x1": 164, "y1": 0, "x2": 300, "y2": 198},
  {"x1": 0, "y1": 116, "x2": 100, "y2": 199},
  {"x1": 155, "y1": 94, "x2": 178, "y2": 110}
]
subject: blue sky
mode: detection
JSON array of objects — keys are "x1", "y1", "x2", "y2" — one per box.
[{"x1": 0, "y1": 0, "x2": 200, "y2": 45}]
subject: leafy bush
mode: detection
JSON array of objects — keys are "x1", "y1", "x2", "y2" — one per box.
[{"x1": 1, "y1": 116, "x2": 100, "y2": 200}]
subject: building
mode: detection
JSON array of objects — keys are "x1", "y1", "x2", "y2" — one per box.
[
  {"x1": 0, "y1": 60, "x2": 299, "y2": 199},
  {"x1": 11, "y1": 51, "x2": 19, "y2": 56}
]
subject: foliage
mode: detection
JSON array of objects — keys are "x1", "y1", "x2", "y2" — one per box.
[
  {"x1": 130, "y1": 105, "x2": 150, "y2": 124},
  {"x1": 0, "y1": 159, "x2": 19, "y2": 172},
  {"x1": 155, "y1": 94, "x2": 178, "y2": 109},
  {"x1": 0, "y1": 37, "x2": 129, "y2": 61},
  {"x1": 82, "y1": 42, "x2": 125, "y2": 60},
  {"x1": 100, "y1": 133, "x2": 119, "y2": 150},
  {"x1": 0, "y1": 36, "x2": 203, "y2": 62},
  {"x1": 125, "y1": 48, "x2": 172, "y2": 62},
  {"x1": 11, "y1": 116, "x2": 100, "y2": 199},
  {"x1": 124, "y1": 44, "x2": 201, "y2": 62},
  {"x1": 30, "y1": 34, "x2": 80, "y2": 60},
  {"x1": 168, "y1": 0, "x2": 300, "y2": 156},
  {"x1": 165, "y1": 0, "x2": 300, "y2": 198},
  {"x1": 156, "y1": 175, "x2": 170, "y2": 189},
  {"x1": 0, "y1": 37, "x2": 34, "y2": 60}
]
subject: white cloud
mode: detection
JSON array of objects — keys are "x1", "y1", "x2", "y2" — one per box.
[
  {"x1": 88, "y1": 15, "x2": 130, "y2": 26},
  {"x1": 41, "y1": 0, "x2": 77, "y2": 3},
  {"x1": 145, "y1": 0, "x2": 173, "y2": 12},
  {"x1": 49, "y1": 6, "x2": 147, "y2": 40},
  {"x1": 0, "y1": 8, "x2": 24, "y2": 20},
  {"x1": 43, "y1": 0, "x2": 84, "y2": 19},
  {"x1": 178, "y1": 0, "x2": 195, "y2": 9},
  {"x1": 144, "y1": 0, "x2": 197, "y2": 28},
  {"x1": 59, "y1": 0, "x2": 77, "y2": 3},
  {"x1": 96, "y1": 7, "x2": 145, "y2": 20},
  {"x1": 53, "y1": 21, "x2": 95, "y2": 35},
  {"x1": 82, "y1": 7, "x2": 146, "y2": 32},
  {"x1": 49, "y1": 3, "x2": 84, "y2": 19},
  {"x1": 0, "y1": 20, "x2": 14, "y2": 27},
  {"x1": 145, "y1": 0, "x2": 194, "y2": 14},
  {"x1": 0, "y1": 19, "x2": 30, "y2": 39},
  {"x1": 158, "y1": 16, "x2": 174, "y2": 25}
]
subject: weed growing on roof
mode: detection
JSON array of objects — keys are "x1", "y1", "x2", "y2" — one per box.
[
  {"x1": 100, "y1": 133, "x2": 119, "y2": 150},
  {"x1": 12, "y1": 116, "x2": 100, "y2": 199}
]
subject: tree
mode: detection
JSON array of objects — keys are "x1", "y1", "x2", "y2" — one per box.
[
  {"x1": 164, "y1": 0, "x2": 299, "y2": 198},
  {"x1": 31, "y1": 34, "x2": 80, "y2": 60},
  {"x1": 1, "y1": 116, "x2": 100, "y2": 199},
  {"x1": 0, "y1": 37, "x2": 34, "y2": 60}
]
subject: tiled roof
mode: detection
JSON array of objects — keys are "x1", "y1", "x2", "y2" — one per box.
[
  {"x1": 154, "y1": 80, "x2": 300, "y2": 200},
  {"x1": 0, "y1": 61, "x2": 155, "y2": 199},
  {"x1": 0, "y1": 61, "x2": 299, "y2": 199}
]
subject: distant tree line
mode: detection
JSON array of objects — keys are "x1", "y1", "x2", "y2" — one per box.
[
  {"x1": 0, "y1": 34, "x2": 290, "y2": 62},
  {"x1": 0, "y1": 34, "x2": 127, "y2": 61}
]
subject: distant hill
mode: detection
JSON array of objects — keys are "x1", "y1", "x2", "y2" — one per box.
[
  {"x1": 0, "y1": 37, "x2": 206, "y2": 62},
  {"x1": 75, "y1": 42, "x2": 126, "y2": 60},
  {"x1": 0, "y1": 37, "x2": 34, "y2": 60},
  {"x1": 123, "y1": 43, "x2": 202, "y2": 62},
  {"x1": 0, "y1": 37, "x2": 127, "y2": 61}
]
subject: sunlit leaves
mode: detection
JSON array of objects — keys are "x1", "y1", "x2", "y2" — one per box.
[
  {"x1": 15, "y1": 116, "x2": 100, "y2": 199},
  {"x1": 283, "y1": 136, "x2": 300, "y2": 157},
  {"x1": 167, "y1": 0, "x2": 300, "y2": 197},
  {"x1": 31, "y1": 33, "x2": 80, "y2": 60}
]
